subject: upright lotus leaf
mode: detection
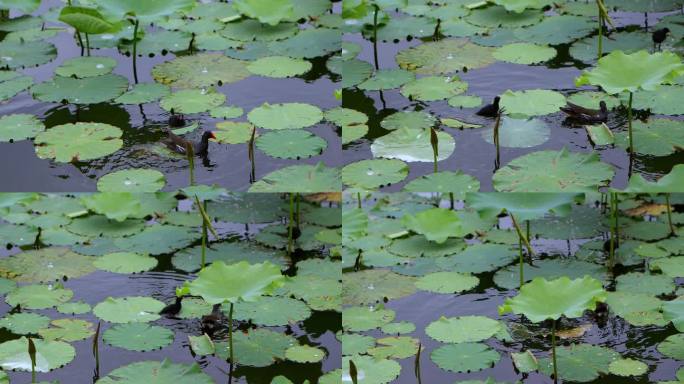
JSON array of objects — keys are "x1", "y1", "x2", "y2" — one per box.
[
  {"x1": 94, "y1": 0, "x2": 197, "y2": 23},
  {"x1": 489, "y1": 0, "x2": 553, "y2": 13},
  {"x1": 151, "y1": 53, "x2": 250, "y2": 88},
  {"x1": 401, "y1": 208, "x2": 465, "y2": 243},
  {"x1": 188, "y1": 261, "x2": 286, "y2": 304},
  {"x1": 97, "y1": 359, "x2": 214, "y2": 384},
  {"x1": 499, "y1": 276, "x2": 607, "y2": 322},
  {"x1": 467, "y1": 193, "x2": 580, "y2": 222},
  {"x1": 81, "y1": 193, "x2": 141, "y2": 222},
  {"x1": 623, "y1": 164, "x2": 684, "y2": 192},
  {"x1": 59, "y1": 6, "x2": 119, "y2": 35},
  {"x1": 0, "y1": 337, "x2": 74, "y2": 373},
  {"x1": 233, "y1": 0, "x2": 294, "y2": 26}
]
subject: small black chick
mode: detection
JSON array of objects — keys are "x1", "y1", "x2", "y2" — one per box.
[
  {"x1": 168, "y1": 108, "x2": 186, "y2": 128},
  {"x1": 476, "y1": 96, "x2": 500, "y2": 117},
  {"x1": 201, "y1": 303, "x2": 222, "y2": 336},
  {"x1": 653, "y1": 27, "x2": 670, "y2": 51},
  {"x1": 159, "y1": 296, "x2": 183, "y2": 317},
  {"x1": 560, "y1": 101, "x2": 608, "y2": 124}
]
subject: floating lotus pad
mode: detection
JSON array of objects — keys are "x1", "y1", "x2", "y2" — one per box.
[
  {"x1": 93, "y1": 252, "x2": 157, "y2": 274},
  {"x1": 96, "y1": 169, "x2": 166, "y2": 193},
  {"x1": 268, "y1": 28, "x2": 340, "y2": 59},
  {"x1": 371, "y1": 127, "x2": 454, "y2": 163},
  {"x1": 93, "y1": 296, "x2": 165, "y2": 323},
  {"x1": 6, "y1": 284, "x2": 73, "y2": 309},
  {"x1": 248, "y1": 102, "x2": 323, "y2": 130},
  {"x1": 0, "y1": 40, "x2": 56, "y2": 69},
  {"x1": 152, "y1": 53, "x2": 249, "y2": 88},
  {"x1": 482, "y1": 117, "x2": 550, "y2": 148},
  {"x1": 381, "y1": 111, "x2": 436, "y2": 131},
  {"x1": 232, "y1": 296, "x2": 311, "y2": 326},
  {"x1": 0, "y1": 72, "x2": 33, "y2": 102},
  {"x1": 213, "y1": 121, "x2": 254, "y2": 144},
  {"x1": 448, "y1": 95, "x2": 483, "y2": 108},
  {"x1": 415, "y1": 272, "x2": 479, "y2": 294},
  {"x1": 608, "y1": 358, "x2": 648, "y2": 377},
  {"x1": 209, "y1": 105, "x2": 244, "y2": 119},
  {"x1": 342, "y1": 355, "x2": 401, "y2": 384},
  {"x1": 401, "y1": 207, "x2": 466, "y2": 243},
  {"x1": 465, "y1": 6, "x2": 542, "y2": 28},
  {"x1": 566, "y1": 91, "x2": 621, "y2": 111},
  {"x1": 247, "y1": 56, "x2": 312, "y2": 78},
  {"x1": 32, "y1": 74, "x2": 129, "y2": 104},
  {"x1": 215, "y1": 328, "x2": 296, "y2": 367},
  {"x1": 104, "y1": 323, "x2": 174, "y2": 352},
  {"x1": 342, "y1": 306, "x2": 395, "y2": 332},
  {"x1": 0, "y1": 113, "x2": 44, "y2": 143},
  {"x1": 54, "y1": 56, "x2": 117, "y2": 78},
  {"x1": 256, "y1": 130, "x2": 327, "y2": 159},
  {"x1": 114, "y1": 83, "x2": 170, "y2": 104},
  {"x1": 339, "y1": 58, "x2": 373, "y2": 88},
  {"x1": 493, "y1": 43, "x2": 556, "y2": 65},
  {"x1": 358, "y1": 69, "x2": 415, "y2": 91},
  {"x1": 81, "y1": 193, "x2": 141, "y2": 222},
  {"x1": 342, "y1": 159, "x2": 409, "y2": 190},
  {"x1": 570, "y1": 31, "x2": 652, "y2": 63},
  {"x1": 499, "y1": 89, "x2": 566, "y2": 118},
  {"x1": 96, "y1": 359, "x2": 214, "y2": 384},
  {"x1": 56, "y1": 301, "x2": 91, "y2": 315},
  {"x1": 513, "y1": 15, "x2": 594, "y2": 45},
  {"x1": 400, "y1": 76, "x2": 468, "y2": 101},
  {"x1": 159, "y1": 88, "x2": 226, "y2": 114},
  {"x1": 34, "y1": 122, "x2": 123, "y2": 163},
  {"x1": 119, "y1": 30, "x2": 192, "y2": 56},
  {"x1": 614, "y1": 118, "x2": 684, "y2": 156},
  {"x1": 0, "y1": 312, "x2": 50, "y2": 334},
  {"x1": 431, "y1": 342, "x2": 500, "y2": 373},
  {"x1": 396, "y1": 38, "x2": 496, "y2": 75},
  {"x1": 114, "y1": 224, "x2": 200, "y2": 254},
  {"x1": 249, "y1": 163, "x2": 340, "y2": 192},
  {"x1": 629, "y1": 85, "x2": 684, "y2": 115},
  {"x1": 0, "y1": 337, "x2": 75, "y2": 373},
  {"x1": 233, "y1": 0, "x2": 293, "y2": 25},
  {"x1": 538, "y1": 344, "x2": 619, "y2": 382},
  {"x1": 38, "y1": 318, "x2": 95, "y2": 342},
  {"x1": 494, "y1": 259, "x2": 606, "y2": 290},
  {"x1": 426, "y1": 315, "x2": 502, "y2": 343},
  {"x1": 342, "y1": 269, "x2": 416, "y2": 305},
  {"x1": 402, "y1": 171, "x2": 480, "y2": 196},
  {"x1": 0, "y1": 247, "x2": 96, "y2": 283},
  {"x1": 285, "y1": 345, "x2": 325, "y2": 363},
  {"x1": 436, "y1": 243, "x2": 518, "y2": 273}
]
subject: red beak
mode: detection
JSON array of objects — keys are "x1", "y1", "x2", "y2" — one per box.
[{"x1": 209, "y1": 131, "x2": 217, "y2": 139}]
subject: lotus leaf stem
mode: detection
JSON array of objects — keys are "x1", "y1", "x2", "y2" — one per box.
[
  {"x1": 132, "y1": 19, "x2": 139, "y2": 84},
  {"x1": 430, "y1": 127, "x2": 438, "y2": 174},
  {"x1": 28, "y1": 337, "x2": 36, "y2": 383},
  {"x1": 415, "y1": 342, "x2": 422, "y2": 384},
  {"x1": 449, "y1": 192, "x2": 454, "y2": 210},
  {"x1": 627, "y1": 92, "x2": 634, "y2": 154},
  {"x1": 76, "y1": 30, "x2": 85, "y2": 56},
  {"x1": 666, "y1": 193, "x2": 675, "y2": 235},
  {"x1": 510, "y1": 213, "x2": 534, "y2": 259},
  {"x1": 357, "y1": 192, "x2": 362, "y2": 209},
  {"x1": 248, "y1": 127, "x2": 256, "y2": 183},
  {"x1": 228, "y1": 302, "x2": 234, "y2": 369},
  {"x1": 93, "y1": 322, "x2": 100, "y2": 379},
  {"x1": 201, "y1": 200, "x2": 207, "y2": 269},
  {"x1": 518, "y1": 236, "x2": 524, "y2": 287},
  {"x1": 296, "y1": 193, "x2": 301, "y2": 229},
  {"x1": 287, "y1": 193, "x2": 294, "y2": 257},
  {"x1": 551, "y1": 319, "x2": 558, "y2": 384},
  {"x1": 372, "y1": 4, "x2": 379, "y2": 70},
  {"x1": 597, "y1": 1, "x2": 603, "y2": 59},
  {"x1": 608, "y1": 192, "x2": 618, "y2": 267},
  {"x1": 85, "y1": 33, "x2": 90, "y2": 56}
]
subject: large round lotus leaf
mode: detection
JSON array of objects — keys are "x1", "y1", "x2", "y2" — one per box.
[
  {"x1": 340, "y1": 333, "x2": 374, "y2": 356},
  {"x1": 342, "y1": 159, "x2": 409, "y2": 189},
  {"x1": 325, "y1": 107, "x2": 367, "y2": 127},
  {"x1": 448, "y1": 95, "x2": 483, "y2": 108},
  {"x1": 6, "y1": 284, "x2": 73, "y2": 309},
  {"x1": 66, "y1": 215, "x2": 143, "y2": 238},
  {"x1": 570, "y1": 31, "x2": 652, "y2": 63},
  {"x1": 538, "y1": 344, "x2": 619, "y2": 382},
  {"x1": 268, "y1": 28, "x2": 340, "y2": 59},
  {"x1": 55, "y1": 56, "x2": 116, "y2": 78},
  {"x1": 342, "y1": 306, "x2": 395, "y2": 332},
  {"x1": 494, "y1": 259, "x2": 606, "y2": 289},
  {"x1": 654, "y1": 257, "x2": 684, "y2": 279},
  {"x1": 249, "y1": 163, "x2": 340, "y2": 192},
  {"x1": 366, "y1": 15, "x2": 437, "y2": 42},
  {"x1": 609, "y1": 358, "x2": 648, "y2": 377},
  {"x1": 0, "y1": 337, "x2": 74, "y2": 373},
  {"x1": 396, "y1": 38, "x2": 496, "y2": 74},
  {"x1": 466, "y1": 6, "x2": 542, "y2": 28},
  {"x1": 256, "y1": 130, "x2": 326, "y2": 159},
  {"x1": 431, "y1": 343, "x2": 500, "y2": 373},
  {"x1": 104, "y1": 323, "x2": 174, "y2": 352},
  {"x1": 233, "y1": 0, "x2": 293, "y2": 25},
  {"x1": 616, "y1": 272, "x2": 674, "y2": 295},
  {"x1": 436, "y1": 243, "x2": 518, "y2": 273},
  {"x1": 188, "y1": 261, "x2": 285, "y2": 304},
  {"x1": 402, "y1": 171, "x2": 480, "y2": 196},
  {"x1": 34, "y1": 122, "x2": 123, "y2": 163},
  {"x1": 97, "y1": 169, "x2": 166, "y2": 193},
  {"x1": 208, "y1": 193, "x2": 285, "y2": 223},
  {"x1": 623, "y1": 220, "x2": 671, "y2": 241},
  {"x1": 152, "y1": 53, "x2": 249, "y2": 88},
  {"x1": 658, "y1": 333, "x2": 684, "y2": 359},
  {"x1": 114, "y1": 225, "x2": 199, "y2": 254},
  {"x1": 215, "y1": 328, "x2": 296, "y2": 367},
  {"x1": 95, "y1": 0, "x2": 194, "y2": 21},
  {"x1": 0, "y1": 40, "x2": 56, "y2": 69},
  {"x1": 367, "y1": 336, "x2": 419, "y2": 360},
  {"x1": 605, "y1": 0, "x2": 682, "y2": 11},
  {"x1": 213, "y1": 121, "x2": 254, "y2": 144},
  {"x1": 38, "y1": 318, "x2": 94, "y2": 342},
  {"x1": 388, "y1": 236, "x2": 466, "y2": 258},
  {"x1": 0, "y1": 113, "x2": 44, "y2": 143},
  {"x1": 426, "y1": 315, "x2": 502, "y2": 343},
  {"x1": 493, "y1": 149, "x2": 614, "y2": 192},
  {"x1": 210, "y1": 105, "x2": 244, "y2": 119},
  {"x1": 0, "y1": 278, "x2": 15, "y2": 296},
  {"x1": 401, "y1": 208, "x2": 464, "y2": 243},
  {"x1": 499, "y1": 89, "x2": 565, "y2": 118},
  {"x1": 119, "y1": 30, "x2": 192, "y2": 56},
  {"x1": 0, "y1": 73, "x2": 32, "y2": 102},
  {"x1": 499, "y1": 276, "x2": 607, "y2": 322},
  {"x1": 380, "y1": 111, "x2": 436, "y2": 131},
  {"x1": 493, "y1": 43, "x2": 556, "y2": 64},
  {"x1": 530, "y1": 204, "x2": 604, "y2": 239},
  {"x1": 489, "y1": 0, "x2": 551, "y2": 12},
  {"x1": 285, "y1": 345, "x2": 325, "y2": 363},
  {"x1": 371, "y1": 128, "x2": 455, "y2": 163},
  {"x1": 605, "y1": 291, "x2": 662, "y2": 319},
  {"x1": 467, "y1": 192, "x2": 578, "y2": 222},
  {"x1": 32, "y1": 74, "x2": 128, "y2": 105},
  {"x1": 381, "y1": 321, "x2": 415, "y2": 335},
  {"x1": 222, "y1": 19, "x2": 297, "y2": 43},
  {"x1": 159, "y1": 88, "x2": 226, "y2": 114},
  {"x1": 343, "y1": 355, "x2": 401, "y2": 384},
  {"x1": 247, "y1": 56, "x2": 311, "y2": 78},
  {"x1": 512, "y1": 15, "x2": 594, "y2": 45},
  {"x1": 400, "y1": 76, "x2": 467, "y2": 101},
  {"x1": 233, "y1": 296, "x2": 311, "y2": 326},
  {"x1": 279, "y1": 275, "x2": 340, "y2": 312},
  {"x1": 81, "y1": 193, "x2": 141, "y2": 222},
  {"x1": 93, "y1": 296, "x2": 165, "y2": 323},
  {"x1": 0, "y1": 312, "x2": 50, "y2": 334},
  {"x1": 482, "y1": 117, "x2": 550, "y2": 148},
  {"x1": 0, "y1": 0, "x2": 40, "y2": 13},
  {"x1": 0, "y1": 223, "x2": 37, "y2": 246},
  {"x1": 0, "y1": 247, "x2": 96, "y2": 283},
  {"x1": 248, "y1": 102, "x2": 322, "y2": 130},
  {"x1": 358, "y1": 69, "x2": 415, "y2": 91},
  {"x1": 629, "y1": 85, "x2": 684, "y2": 115},
  {"x1": 624, "y1": 164, "x2": 684, "y2": 192},
  {"x1": 93, "y1": 252, "x2": 157, "y2": 274},
  {"x1": 343, "y1": 269, "x2": 416, "y2": 305},
  {"x1": 415, "y1": 272, "x2": 479, "y2": 294},
  {"x1": 173, "y1": 242, "x2": 284, "y2": 272},
  {"x1": 114, "y1": 83, "x2": 170, "y2": 105},
  {"x1": 614, "y1": 118, "x2": 684, "y2": 156},
  {"x1": 576, "y1": 50, "x2": 684, "y2": 94},
  {"x1": 97, "y1": 359, "x2": 214, "y2": 384}
]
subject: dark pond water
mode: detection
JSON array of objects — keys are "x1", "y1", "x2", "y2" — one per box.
[
  {"x1": 342, "y1": 10, "x2": 684, "y2": 192},
  {"x1": 0, "y1": 0, "x2": 342, "y2": 192}
]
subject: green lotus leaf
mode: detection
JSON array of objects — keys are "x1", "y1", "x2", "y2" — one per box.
[
  {"x1": 66, "y1": 215, "x2": 143, "y2": 238},
  {"x1": 93, "y1": 296, "x2": 165, "y2": 323},
  {"x1": 114, "y1": 82, "x2": 170, "y2": 104},
  {"x1": 97, "y1": 169, "x2": 165, "y2": 193},
  {"x1": 93, "y1": 252, "x2": 157, "y2": 274},
  {"x1": 400, "y1": 76, "x2": 467, "y2": 101},
  {"x1": 435, "y1": 243, "x2": 518, "y2": 273},
  {"x1": 500, "y1": 89, "x2": 565, "y2": 118},
  {"x1": 342, "y1": 355, "x2": 400, "y2": 384},
  {"x1": 56, "y1": 301, "x2": 91, "y2": 315},
  {"x1": 0, "y1": 337, "x2": 74, "y2": 373},
  {"x1": 188, "y1": 261, "x2": 285, "y2": 304},
  {"x1": 608, "y1": 358, "x2": 648, "y2": 377},
  {"x1": 34, "y1": 122, "x2": 123, "y2": 163},
  {"x1": 215, "y1": 328, "x2": 296, "y2": 367},
  {"x1": 358, "y1": 69, "x2": 415, "y2": 91},
  {"x1": 367, "y1": 336, "x2": 419, "y2": 360},
  {"x1": 467, "y1": 192, "x2": 578, "y2": 223},
  {"x1": 567, "y1": 91, "x2": 620, "y2": 110},
  {"x1": 658, "y1": 333, "x2": 684, "y2": 359},
  {"x1": 489, "y1": 0, "x2": 552, "y2": 13},
  {"x1": 616, "y1": 272, "x2": 674, "y2": 295},
  {"x1": 58, "y1": 5, "x2": 118, "y2": 34},
  {"x1": 466, "y1": 6, "x2": 542, "y2": 28},
  {"x1": 0, "y1": 247, "x2": 96, "y2": 283},
  {"x1": 623, "y1": 164, "x2": 684, "y2": 192},
  {"x1": 0, "y1": 312, "x2": 50, "y2": 334},
  {"x1": 248, "y1": 102, "x2": 323, "y2": 130},
  {"x1": 113, "y1": 224, "x2": 200, "y2": 254},
  {"x1": 152, "y1": 53, "x2": 249, "y2": 88},
  {"x1": 32, "y1": 74, "x2": 128, "y2": 104},
  {"x1": 371, "y1": 127, "x2": 454, "y2": 163},
  {"x1": 623, "y1": 220, "x2": 672, "y2": 241},
  {"x1": 482, "y1": 117, "x2": 550, "y2": 148},
  {"x1": 415, "y1": 272, "x2": 479, "y2": 294},
  {"x1": 625, "y1": 85, "x2": 684, "y2": 115},
  {"x1": 0, "y1": 113, "x2": 44, "y2": 143},
  {"x1": 222, "y1": 20, "x2": 297, "y2": 44},
  {"x1": 499, "y1": 276, "x2": 607, "y2": 322},
  {"x1": 401, "y1": 208, "x2": 465, "y2": 243},
  {"x1": 94, "y1": 0, "x2": 196, "y2": 22},
  {"x1": 365, "y1": 15, "x2": 437, "y2": 42},
  {"x1": 249, "y1": 163, "x2": 340, "y2": 192},
  {"x1": 426, "y1": 315, "x2": 502, "y2": 343},
  {"x1": 402, "y1": 171, "x2": 480, "y2": 196},
  {"x1": 342, "y1": 306, "x2": 395, "y2": 332},
  {"x1": 381, "y1": 321, "x2": 415, "y2": 335},
  {"x1": 512, "y1": 350, "x2": 539, "y2": 373},
  {"x1": 334, "y1": 58, "x2": 370, "y2": 87},
  {"x1": 381, "y1": 110, "x2": 436, "y2": 131},
  {"x1": 97, "y1": 359, "x2": 214, "y2": 384},
  {"x1": 38, "y1": 318, "x2": 94, "y2": 342},
  {"x1": 159, "y1": 88, "x2": 226, "y2": 114},
  {"x1": 285, "y1": 345, "x2": 325, "y2": 363},
  {"x1": 493, "y1": 43, "x2": 556, "y2": 64},
  {"x1": 268, "y1": 28, "x2": 340, "y2": 59},
  {"x1": 54, "y1": 56, "x2": 117, "y2": 79},
  {"x1": 448, "y1": 95, "x2": 483, "y2": 108},
  {"x1": 325, "y1": 107, "x2": 367, "y2": 127},
  {"x1": 431, "y1": 342, "x2": 500, "y2": 373},
  {"x1": 538, "y1": 344, "x2": 619, "y2": 382},
  {"x1": 576, "y1": 50, "x2": 684, "y2": 94},
  {"x1": 279, "y1": 274, "x2": 340, "y2": 311},
  {"x1": 104, "y1": 323, "x2": 174, "y2": 352},
  {"x1": 209, "y1": 105, "x2": 244, "y2": 119},
  {"x1": 188, "y1": 334, "x2": 214, "y2": 356},
  {"x1": 233, "y1": 0, "x2": 293, "y2": 25},
  {"x1": 81, "y1": 193, "x2": 141, "y2": 222},
  {"x1": 586, "y1": 123, "x2": 615, "y2": 146},
  {"x1": 119, "y1": 30, "x2": 192, "y2": 56},
  {"x1": 256, "y1": 130, "x2": 327, "y2": 159},
  {"x1": 388, "y1": 236, "x2": 466, "y2": 258},
  {"x1": 0, "y1": 223, "x2": 37, "y2": 246},
  {"x1": 342, "y1": 269, "x2": 416, "y2": 305},
  {"x1": 340, "y1": 333, "x2": 374, "y2": 356},
  {"x1": 0, "y1": 73, "x2": 32, "y2": 102},
  {"x1": 614, "y1": 118, "x2": 684, "y2": 156},
  {"x1": 6, "y1": 284, "x2": 73, "y2": 309},
  {"x1": 247, "y1": 55, "x2": 311, "y2": 78},
  {"x1": 342, "y1": 159, "x2": 408, "y2": 190},
  {"x1": 233, "y1": 296, "x2": 310, "y2": 326},
  {"x1": 396, "y1": 38, "x2": 496, "y2": 74},
  {"x1": 512, "y1": 15, "x2": 595, "y2": 45},
  {"x1": 493, "y1": 149, "x2": 614, "y2": 192},
  {"x1": 494, "y1": 259, "x2": 606, "y2": 289},
  {"x1": 213, "y1": 121, "x2": 254, "y2": 144},
  {"x1": 0, "y1": 0, "x2": 39, "y2": 13},
  {"x1": 653, "y1": 257, "x2": 684, "y2": 278},
  {"x1": 0, "y1": 40, "x2": 56, "y2": 69}
]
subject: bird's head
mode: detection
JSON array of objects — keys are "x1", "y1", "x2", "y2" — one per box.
[
  {"x1": 204, "y1": 131, "x2": 217, "y2": 140},
  {"x1": 599, "y1": 101, "x2": 607, "y2": 111}
]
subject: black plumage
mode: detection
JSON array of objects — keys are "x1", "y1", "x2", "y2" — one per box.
[{"x1": 476, "y1": 96, "x2": 500, "y2": 117}]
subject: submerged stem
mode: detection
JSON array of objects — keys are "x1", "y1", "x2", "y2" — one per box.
[{"x1": 449, "y1": 192, "x2": 454, "y2": 210}]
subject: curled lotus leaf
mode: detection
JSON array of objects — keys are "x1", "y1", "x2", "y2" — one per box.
[
  {"x1": 94, "y1": 0, "x2": 196, "y2": 23},
  {"x1": 489, "y1": 0, "x2": 553, "y2": 13},
  {"x1": 188, "y1": 261, "x2": 286, "y2": 304},
  {"x1": 401, "y1": 208, "x2": 465, "y2": 243},
  {"x1": 233, "y1": 0, "x2": 294, "y2": 26}
]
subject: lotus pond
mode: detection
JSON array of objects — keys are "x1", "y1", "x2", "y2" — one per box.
[
  {"x1": 342, "y1": 192, "x2": 684, "y2": 383},
  {"x1": 341, "y1": 0, "x2": 684, "y2": 192},
  {"x1": 0, "y1": 191, "x2": 342, "y2": 383},
  {"x1": 0, "y1": 0, "x2": 343, "y2": 192}
]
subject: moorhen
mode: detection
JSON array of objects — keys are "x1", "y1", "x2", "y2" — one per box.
[
  {"x1": 201, "y1": 303, "x2": 223, "y2": 336},
  {"x1": 476, "y1": 96, "x2": 500, "y2": 117},
  {"x1": 653, "y1": 27, "x2": 670, "y2": 51},
  {"x1": 560, "y1": 101, "x2": 608, "y2": 124},
  {"x1": 168, "y1": 109, "x2": 186, "y2": 128},
  {"x1": 159, "y1": 296, "x2": 183, "y2": 317},
  {"x1": 162, "y1": 129, "x2": 216, "y2": 156}
]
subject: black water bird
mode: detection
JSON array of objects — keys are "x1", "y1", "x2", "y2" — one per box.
[
  {"x1": 653, "y1": 27, "x2": 670, "y2": 51},
  {"x1": 476, "y1": 96, "x2": 500, "y2": 117},
  {"x1": 162, "y1": 129, "x2": 216, "y2": 156},
  {"x1": 201, "y1": 303, "x2": 223, "y2": 336},
  {"x1": 159, "y1": 296, "x2": 183, "y2": 317},
  {"x1": 168, "y1": 109, "x2": 186, "y2": 128},
  {"x1": 560, "y1": 101, "x2": 608, "y2": 124}
]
